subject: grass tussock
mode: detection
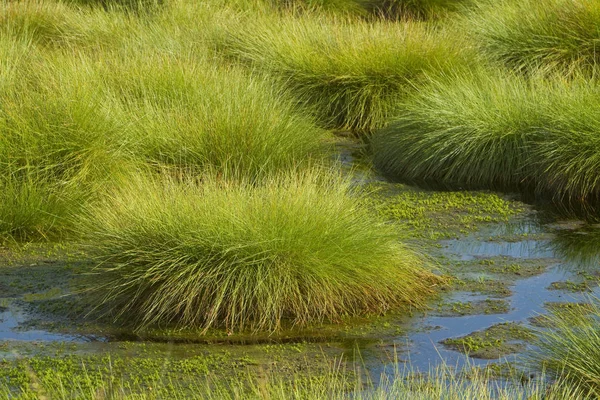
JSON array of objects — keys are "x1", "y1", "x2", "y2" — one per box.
[
  {"x1": 0, "y1": 45, "x2": 130, "y2": 240},
  {"x1": 372, "y1": 69, "x2": 600, "y2": 205},
  {"x1": 372, "y1": 69, "x2": 544, "y2": 190},
  {"x1": 0, "y1": 39, "x2": 327, "y2": 240},
  {"x1": 367, "y1": 0, "x2": 466, "y2": 20},
  {"x1": 2, "y1": 60, "x2": 129, "y2": 186},
  {"x1": 270, "y1": 0, "x2": 368, "y2": 15},
  {"x1": 531, "y1": 298, "x2": 600, "y2": 397},
  {"x1": 267, "y1": 0, "x2": 465, "y2": 20},
  {"x1": 217, "y1": 13, "x2": 469, "y2": 134},
  {"x1": 83, "y1": 169, "x2": 438, "y2": 332},
  {"x1": 95, "y1": 52, "x2": 328, "y2": 177},
  {"x1": 0, "y1": 167, "x2": 83, "y2": 242},
  {"x1": 467, "y1": 0, "x2": 600, "y2": 73},
  {"x1": 0, "y1": 0, "x2": 144, "y2": 50}
]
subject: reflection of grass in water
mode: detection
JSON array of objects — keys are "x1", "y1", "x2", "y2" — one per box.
[{"x1": 550, "y1": 228, "x2": 600, "y2": 271}]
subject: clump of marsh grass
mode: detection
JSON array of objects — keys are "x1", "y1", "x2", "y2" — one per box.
[
  {"x1": 367, "y1": 0, "x2": 466, "y2": 20},
  {"x1": 0, "y1": 167, "x2": 82, "y2": 242},
  {"x1": 217, "y1": 13, "x2": 469, "y2": 134},
  {"x1": 63, "y1": 0, "x2": 165, "y2": 13},
  {"x1": 372, "y1": 68, "x2": 600, "y2": 207},
  {"x1": 0, "y1": 1, "x2": 80, "y2": 47},
  {"x1": 0, "y1": 0, "x2": 147, "y2": 50},
  {"x1": 270, "y1": 0, "x2": 368, "y2": 15},
  {"x1": 0, "y1": 54, "x2": 131, "y2": 188},
  {"x1": 95, "y1": 52, "x2": 328, "y2": 178},
  {"x1": 467, "y1": 0, "x2": 600, "y2": 73},
  {"x1": 267, "y1": 0, "x2": 464, "y2": 19},
  {"x1": 0, "y1": 37, "x2": 33, "y2": 93},
  {"x1": 372, "y1": 69, "x2": 546, "y2": 191},
  {"x1": 83, "y1": 169, "x2": 439, "y2": 332},
  {"x1": 0, "y1": 49, "x2": 133, "y2": 241},
  {"x1": 532, "y1": 80, "x2": 600, "y2": 205},
  {"x1": 530, "y1": 298, "x2": 600, "y2": 397}
]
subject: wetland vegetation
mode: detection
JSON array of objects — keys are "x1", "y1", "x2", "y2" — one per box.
[{"x1": 1, "y1": 0, "x2": 600, "y2": 398}]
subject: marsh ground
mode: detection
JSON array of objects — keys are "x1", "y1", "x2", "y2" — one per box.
[{"x1": 2, "y1": 145, "x2": 599, "y2": 397}]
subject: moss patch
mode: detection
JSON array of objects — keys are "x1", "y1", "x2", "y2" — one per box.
[
  {"x1": 451, "y1": 257, "x2": 550, "y2": 280},
  {"x1": 362, "y1": 182, "x2": 527, "y2": 240},
  {"x1": 448, "y1": 277, "x2": 512, "y2": 298},
  {"x1": 433, "y1": 299, "x2": 510, "y2": 317},
  {"x1": 442, "y1": 322, "x2": 535, "y2": 359},
  {"x1": 0, "y1": 340, "x2": 347, "y2": 398}
]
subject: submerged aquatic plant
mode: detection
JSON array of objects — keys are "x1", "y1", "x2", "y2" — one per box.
[
  {"x1": 83, "y1": 169, "x2": 439, "y2": 332},
  {"x1": 217, "y1": 13, "x2": 468, "y2": 134},
  {"x1": 467, "y1": 0, "x2": 600, "y2": 73}
]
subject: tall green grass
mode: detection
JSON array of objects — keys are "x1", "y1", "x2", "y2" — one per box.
[
  {"x1": 83, "y1": 169, "x2": 438, "y2": 332},
  {"x1": 268, "y1": 0, "x2": 464, "y2": 19},
  {"x1": 217, "y1": 13, "x2": 469, "y2": 134},
  {"x1": 0, "y1": 39, "x2": 130, "y2": 240},
  {"x1": 94, "y1": 52, "x2": 328, "y2": 177},
  {"x1": 0, "y1": 0, "x2": 143, "y2": 50},
  {"x1": 1, "y1": 58, "x2": 129, "y2": 186},
  {"x1": 467, "y1": 0, "x2": 600, "y2": 73},
  {"x1": 367, "y1": 0, "x2": 465, "y2": 20},
  {"x1": 532, "y1": 81, "x2": 600, "y2": 204},
  {"x1": 0, "y1": 30, "x2": 327, "y2": 240},
  {"x1": 0, "y1": 354, "x2": 588, "y2": 399},
  {"x1": 271, "y1": 0, "x2": 368, "y2": 15},
  {"x1": 0, "y1": 167, "x2": 83, "y2": 242},
  {"x1": 531, "y1": 298, "x2": 600, "y2": 397},
  {"x1": 372, "y1": 69, "x2": 545, "y2": 190},
  {"x1": 372, "y1": 69, "x2": 600, "y2": 205}
]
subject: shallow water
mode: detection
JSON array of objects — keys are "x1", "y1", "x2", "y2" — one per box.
[
  {"x1": 384, "y1": 217, "x2": 600, "y2": 373},
  {"x1": 0, "y1": 300, "x2": 83, "y2": 342}
]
